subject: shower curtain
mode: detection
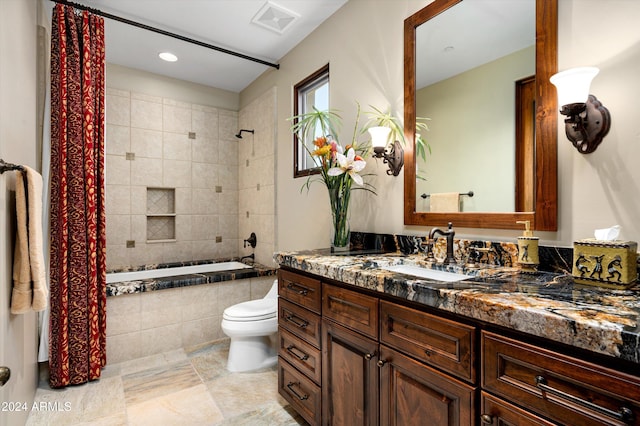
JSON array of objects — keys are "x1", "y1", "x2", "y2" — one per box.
[{"x1": 48, "y1": 4, "x2": 107, "y2": 388}]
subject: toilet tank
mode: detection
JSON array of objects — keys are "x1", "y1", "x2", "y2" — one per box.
[{"x1": 264, "y1": 279, "x2": 278, "y2": 299}]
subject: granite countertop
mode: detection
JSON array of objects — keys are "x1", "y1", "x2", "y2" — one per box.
[{"x1": 274, "y1": 249, "x2": 640, "y2": 365}]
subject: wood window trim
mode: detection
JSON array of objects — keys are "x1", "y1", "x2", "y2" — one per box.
[{"x1": 293, "y1": 63, "x2": 330, "y2": 178}]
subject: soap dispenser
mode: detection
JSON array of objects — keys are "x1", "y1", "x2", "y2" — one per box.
[{"x1": 516, "y1": 220, "x2": 539, "y2": 272}]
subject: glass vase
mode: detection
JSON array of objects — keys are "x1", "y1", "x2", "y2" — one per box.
[{"x1": 328, "y1": 180, "x2": 351, "y2": 252}]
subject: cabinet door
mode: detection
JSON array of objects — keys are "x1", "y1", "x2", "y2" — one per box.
[
  {"x1": 380, "y1": 345, "x2": 476, "y2": 426},
  {"x1": 480, "y1": 391, "x2": 557, "y2": 426},
  {"x1": 322, "y1": 319, "x2": 379, "y2": 426}
]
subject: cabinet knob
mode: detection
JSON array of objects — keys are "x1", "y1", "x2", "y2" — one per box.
[
  {"x1": 480, "y1": 414, "x2": 493, "y2": 424},
  {"x1": 364, "y1": 353, "x2": 375, "y2": 360},
  {"x1": 377, "y1": 359, "x2": 387, "y2": 367}
]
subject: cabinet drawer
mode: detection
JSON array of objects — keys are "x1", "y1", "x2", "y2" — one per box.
[
  {"x1": 322, "y1": 283, "x2": 379, "y2": 339},
  {"x1": 482, "y1": 331, "x2": 640, "y2": 426},
  {"x1": 278, "y1": 269, "x2": 321, "y2": 314},
  {"x1": 278, "y1": 358, "x2": 321, "y2": 426},
  {"x1": 481, "y1": 391, "x2": 556, "y2": 426},
  {"x1": 380, "y1": 300, "x2": 476, "y2": 382},
  {"x1": 278, "y1": 298, "x2": 321, "y2": 348},
  {"x1": 278, "y1": 327, "x2": 321, "y2": 385}
]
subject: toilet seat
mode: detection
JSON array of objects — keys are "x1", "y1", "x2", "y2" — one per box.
[{"x1": 223, "y1": 298, "x2": 276, "y2": 322}]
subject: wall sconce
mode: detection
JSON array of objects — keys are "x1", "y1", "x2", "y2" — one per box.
[
  {"x1": 367, "y1": 126, "x2": 404, "y2": 176},
  {"x1": 550, "y1": 67, "x2": 611, "y2": 154}
]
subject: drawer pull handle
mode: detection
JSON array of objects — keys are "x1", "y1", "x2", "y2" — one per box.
[
  {"x1": 286, "y1": 282, "x2": 309, "y2": 296},
  {"x1": 535, "y1": 375, "x2": 634, "y2": 424},
  {"x1": 285, "y1": 314, "x2": 309, "y2": 329},
  {"x1": 286, "y1": 345, "x2": 309, "y2": 361},
  {"x1": 480, "y1": 414, "x2": 493, "y2": 424},
  {"x1": 286, "y1": 381, "x2": 309, "y2": 401}
]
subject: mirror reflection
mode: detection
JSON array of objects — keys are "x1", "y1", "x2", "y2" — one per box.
[
  {"x1": 403, "y1": 0, "x2": 557, "y2": 231},
  {"x1": 415, "y1": 0, "x2": 535, "y2": 213}
]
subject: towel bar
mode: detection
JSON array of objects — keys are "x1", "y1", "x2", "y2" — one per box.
[
  {"x1": 0, "y1": 159, "x2": 24, "y2": 174},
  {"x1": 421, "y1": 191, "x2": 474, "y2": 199}
]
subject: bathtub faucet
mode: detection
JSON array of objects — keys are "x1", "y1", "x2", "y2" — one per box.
[
  {"x1": 244, "y1": 232, "x2": 257, "y2": 248},
  {"x1": 240, "y1": 253, "x2": 255, "y2": 263}
]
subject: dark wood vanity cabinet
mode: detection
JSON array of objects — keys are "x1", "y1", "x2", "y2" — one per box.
[
  {"x1": 482, "y1": 331, "x2": 640, "y2": 426},
  {"x1": 278, "y1": 268, "x2": 640, "y2": 426},
  {"x1": 277, "y1": 270, "x2": 323, "y2": 425},
  {"x1": 323, "y1": 276, "x2": 476, "y2": 426}
]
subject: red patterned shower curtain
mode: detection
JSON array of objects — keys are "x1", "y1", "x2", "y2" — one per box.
[{"x1": 49, "y1": 4, "x2": 106, "y2": 388}]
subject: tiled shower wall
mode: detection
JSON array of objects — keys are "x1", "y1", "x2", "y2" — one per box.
[
  {"x1": 105, "y1": 88, "x2": 240, "y2": 270},
  {"x1": 238, "y1": 88, "x2": 276, "y2": 266}
]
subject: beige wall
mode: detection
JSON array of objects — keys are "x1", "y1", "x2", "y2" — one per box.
[
  {"x1": 105, "y1": 68, "x2": 242, "y2": 269},
  {"x1": 242, "y1": 0, "x2": 640, "y2": 249},
  {"x1": 104, "y1": 87, "x2": 241, "y2": 269},
  {"x1": 242, "y1": 0, "x2": 423, "y2": 251},
  {"x1": 0, "y1": 0, "x2": 39, "y2": 424},
  {"x1": 238, "y1": 88, "x2": 276, "y2": 266},
  {"x1": 107, "y1": 63, "x2": 239, "y2": 111}
]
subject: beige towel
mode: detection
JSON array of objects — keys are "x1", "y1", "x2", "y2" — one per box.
[
  {"x1": 11, "y1": 166, "x2": 48, "y2": 314},
  {"x1": 430, "y1": 192, "x2": 460, "y2": 213}
]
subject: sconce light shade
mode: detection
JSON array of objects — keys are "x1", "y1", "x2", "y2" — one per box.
[
  {"x1": 550, "y1": 67, "x2": 598, "y2": 106},
  {"x1": 550, "y1": 67, "x2": 610, "y2": 154},
  {"x1": 368, "y1": 126, "x2": 391, "y2": 148},
  {"x1": 367, "y1": 126, "x2": 404, "y2": 176}
]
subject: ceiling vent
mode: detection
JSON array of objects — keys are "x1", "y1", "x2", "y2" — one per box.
[{"x1": 252, "y1": 1, "x2": 300, "y2": 35}]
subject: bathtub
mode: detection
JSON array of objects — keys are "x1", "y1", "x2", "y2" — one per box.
[
  {"x1": 104, "y1": 260, "x2": 277, "y2": 364},
  {"x1": 105, "y1": 260, "x2": 272, "y2": 297},
  {"x1": 106, "y1": 261, "x2": 251, "y2": 284}
]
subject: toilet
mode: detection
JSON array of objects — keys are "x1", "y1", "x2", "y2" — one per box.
[{"x1": 221, "y1": 280, "x2": 278, "y2": 372}]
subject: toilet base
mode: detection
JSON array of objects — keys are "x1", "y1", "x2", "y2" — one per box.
[{"x1": 226, "y1": 335, "x2": 277, "y2": 373}]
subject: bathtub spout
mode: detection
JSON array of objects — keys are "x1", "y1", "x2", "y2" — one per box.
[{"x1": 240, "y1": 253, "x2": 255, "y2": 263}]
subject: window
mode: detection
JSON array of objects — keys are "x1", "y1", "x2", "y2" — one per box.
[{"x1": 293, "y1": 64, "x2": 329, "y2": 177}]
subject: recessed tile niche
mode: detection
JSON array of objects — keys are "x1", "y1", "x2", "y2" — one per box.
[{"x1": 146, "y1": 187, "x2": 175, "y2": 241}]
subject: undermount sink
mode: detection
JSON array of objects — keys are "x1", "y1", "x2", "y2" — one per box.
[{"x1": 382, "y1": 264, "x2": 472, "y2": 282}]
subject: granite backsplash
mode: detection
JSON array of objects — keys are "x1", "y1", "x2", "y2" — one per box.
[{"x1": 349, "y1": 231, "x2": 629, "y2": 277}]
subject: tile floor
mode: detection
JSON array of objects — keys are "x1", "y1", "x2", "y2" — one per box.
[{"x1": 26, "y1": 339, "x2": 307, "y2": 425}]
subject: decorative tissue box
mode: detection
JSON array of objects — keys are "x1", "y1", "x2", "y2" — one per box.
[{"x1": 572, "y1": 239, "x2": 638, "y2": 289}]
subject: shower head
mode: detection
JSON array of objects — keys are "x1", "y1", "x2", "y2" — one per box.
[{"x1": 235, "y1": 129, "x2": 254, "y2": 139}]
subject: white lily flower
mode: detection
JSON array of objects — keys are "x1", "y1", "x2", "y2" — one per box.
[{"x1": 327, "y1": 148, "x2": 366, "y2": 185}]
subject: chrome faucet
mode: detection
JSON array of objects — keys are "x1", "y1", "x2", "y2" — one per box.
[{"x1": 427, "y1": 222, "x2": 456, "y2": 265}]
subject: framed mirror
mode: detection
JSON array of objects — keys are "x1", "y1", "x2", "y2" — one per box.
[{"x1": 403, "y1": 0, "x2": 557, "y2": 231}]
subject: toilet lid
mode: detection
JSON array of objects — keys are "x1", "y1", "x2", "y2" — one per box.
[{"x1": 223, "y1": 298, "x2": 277, "y2": 321}]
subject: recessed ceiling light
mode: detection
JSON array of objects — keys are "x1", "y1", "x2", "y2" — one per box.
[{"x1": 159, "y1": 52, "x2": 178, "y2": 62}]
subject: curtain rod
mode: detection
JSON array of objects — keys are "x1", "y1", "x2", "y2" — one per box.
[{"x1": 49, "y1": 0, "x2": 280, "y2": 70}]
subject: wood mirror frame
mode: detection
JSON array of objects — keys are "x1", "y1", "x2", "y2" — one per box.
[{"x1": 403, "y1": 0, "x2": 558, "y2": 231}]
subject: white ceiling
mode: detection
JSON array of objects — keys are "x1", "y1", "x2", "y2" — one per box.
[{"x1": 53, "y1": 0, "x2": 348, "y2": 92}]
